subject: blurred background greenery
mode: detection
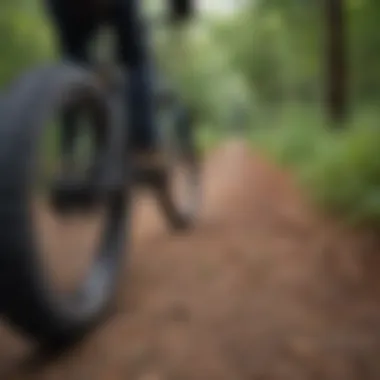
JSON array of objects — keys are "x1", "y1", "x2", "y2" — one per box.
[{"x1": 1, "y1": 0, "x2": 380, "y2": 225}]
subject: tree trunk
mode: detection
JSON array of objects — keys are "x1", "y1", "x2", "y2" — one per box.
[{"x1": 325, "y1": 0, "x2": 347, "y2": 125}]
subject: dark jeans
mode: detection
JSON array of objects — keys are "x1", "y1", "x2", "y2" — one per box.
[{"x1": 45, "y1": 0, "x2": 158, "y2": 151}]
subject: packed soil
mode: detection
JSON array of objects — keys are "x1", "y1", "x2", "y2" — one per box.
[{"x1": 1, "y1": 139, "x2": 380, "y2": 380}]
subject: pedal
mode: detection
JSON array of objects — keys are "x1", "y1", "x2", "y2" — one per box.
[{"x1": 49, "y1": 179, "x2": 100, "y2": 213}]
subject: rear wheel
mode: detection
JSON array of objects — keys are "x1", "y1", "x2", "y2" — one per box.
[
  {"x1": 0, "y1": 64, "x2": 129, "y2": 348},
  {"x1": 155, "y1": 96, "x2": 201, "y2": 230}
]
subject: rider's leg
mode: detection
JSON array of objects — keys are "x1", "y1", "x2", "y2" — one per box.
[
  {"x1": 44, "y1": 0, "x2": 98, "y2": 159},
  {"x1": 45, "y1": 0, "x2": 95, "y2": 62},
  {"x1": 112, "y1": 0, "x2": 162, "y2": 166}
]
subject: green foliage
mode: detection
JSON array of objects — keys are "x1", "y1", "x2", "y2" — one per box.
[
  {"x1": 155, "y1": 20, "x2": 253, "y2": 128},
  {"x1": 0, "y1": 1, "x2": 54, "y2": 87},
  {"x1": 251, "y1": 107, "x2": 380, "y2": 226},
  {"x1": 2, "y1": 0, "x2": 380, "y2": 227},
  {"x1": 303, "y1": 124, "x2": 380, "y2": 225}
]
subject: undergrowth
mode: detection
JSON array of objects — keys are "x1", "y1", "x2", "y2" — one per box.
[{"x1": 250, "y1": 106, "x2": 380, "y2": 226}]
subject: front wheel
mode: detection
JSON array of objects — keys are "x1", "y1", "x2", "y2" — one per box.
[{"x1": 0, "y1": 64, "x2": 129, "y2": 348}]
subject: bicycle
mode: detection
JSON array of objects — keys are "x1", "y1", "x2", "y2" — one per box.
[{"x1": 0, "y1": 25, "x2": 201, "y2": 348}]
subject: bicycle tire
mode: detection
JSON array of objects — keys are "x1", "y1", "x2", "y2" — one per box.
[
  {"x1": 156, "y1": 98, "x2": 201, "y2": 230},
  {"x1": 0, "y1": 64, "x2": 130, "y2": 348}
]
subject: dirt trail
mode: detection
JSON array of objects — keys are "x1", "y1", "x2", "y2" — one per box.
[{"x1": 1, "y1": 139, "x2": 380, "y2": 380}]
